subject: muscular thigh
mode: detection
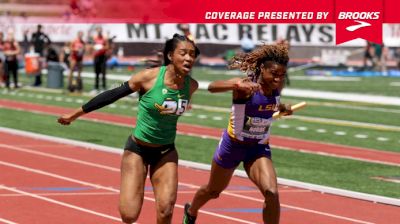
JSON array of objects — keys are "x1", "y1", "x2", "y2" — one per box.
[
  {"x1": 150, "y1": 150, "x2": 178, "y2": 204},
  {"x1": 244, "y1": 156, "x2": 278, "y2": 192},
  {"x1": 119, "y1": 150, "x2": 148, "y2": 211}
]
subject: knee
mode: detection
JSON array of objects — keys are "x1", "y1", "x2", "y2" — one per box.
[
  {"x1": 157, "y1": 201, "x2": 175, "y2": 220},
  {"x1": 262, "y1": 187, "x2": 279, "y2": 200},
  {"x1": 119, "y1": 206, "x2": 139, "y2": 224}
]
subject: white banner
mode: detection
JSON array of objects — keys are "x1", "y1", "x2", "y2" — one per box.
[{"x1": 1, "y1": 23, "x2": 399, "y2": 47}]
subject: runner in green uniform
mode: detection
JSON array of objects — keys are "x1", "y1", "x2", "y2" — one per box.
[{"x1": 57, "y1": 34, "x2": 200, "y2": 224}]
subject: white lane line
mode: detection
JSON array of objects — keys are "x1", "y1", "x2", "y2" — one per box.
[
  {"x1": 0, "y1": 192, "x2": 118, "y2": 197},
  {"x1": 0, "y1": 217, "x2": 18, "y2": 224},
  {"x1": 377, "y1": 137, "x2": 389, "y2": 142},
  {"x1": 0, "y1": 143, "x2": 376, "y2": 224},
  {"x1": 278, "y1": 124, "x2": 290, "y2": 128},
  {"x1": 316, "y1": 129, "x2": 327, "y2": 133},
  {"x1": 0, "y1": 144, "x2": 120, "y2": 172},
  {"x1": 296, "y1": 126, "x2": 308, "y2": 131},
  {"x1": 0, "y1": 185, "x2": 121, "y2": 222},
  {"x1": 293, "y1": 115, "x2": 400, "y2": 132},
  {"x1": 334, "y1": 131, "x2": 347, "y2": 136},
  {"x1": 178, "y1": 183, "x2": 374, "y2": 224},
  {"x1": 0, "y1": 161, "x2": 257, "y2": 224}
]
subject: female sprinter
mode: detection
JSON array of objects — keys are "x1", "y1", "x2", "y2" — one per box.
[
  {"x1": 183, "y1": 43, "x2": 292, "y2": 224},
  {"x1": 58, "y1": 33, "x2": 200, "y2": 224}
]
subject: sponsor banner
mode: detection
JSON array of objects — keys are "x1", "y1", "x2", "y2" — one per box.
[
  {"x1": 2, "y1": 23, "x2": 399, "y2": 47},
  {"x1": 1, "y1": 0, "x2": 398, "y2": 45},
  {"x1": 335, "y1": 0, "x2": 383, "y2": 44}
]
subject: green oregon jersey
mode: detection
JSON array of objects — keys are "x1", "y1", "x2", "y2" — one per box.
[{"x1": 134, "y1": 66, "x2": 191, "y2": 144}]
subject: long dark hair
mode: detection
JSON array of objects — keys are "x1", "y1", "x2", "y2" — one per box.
[
  {"x1": 163, "y1": 33, "x2": 200, "y2": 65},
  {"x1": 229, "y1": 44, "x2": 289, "y2": 82}
]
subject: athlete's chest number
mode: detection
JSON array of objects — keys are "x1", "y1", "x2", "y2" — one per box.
[{"x1": 161, "y1": 99, "x2": 188, "y2": 115}]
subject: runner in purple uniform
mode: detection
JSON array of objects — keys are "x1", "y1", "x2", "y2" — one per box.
[{"x1": 183, "y1": 43, "x2": 292, "y2": 224}]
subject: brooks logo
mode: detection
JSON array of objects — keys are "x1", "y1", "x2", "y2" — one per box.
[{"x1": 346, "y1": 20, "x2": 371, "y2": 32}]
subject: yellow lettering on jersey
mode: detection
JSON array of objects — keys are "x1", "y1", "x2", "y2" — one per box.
[{"x1": 258, "y1": 104, "x2": 276, "y2": 111}]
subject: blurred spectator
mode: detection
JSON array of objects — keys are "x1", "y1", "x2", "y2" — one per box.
[
  {"x1": 363, "y1": 41, "x2": 374, "y2": 69},
  {"x1": 180, "y1": 24, "x2": 195, "y2": 42},
  {"x1": 0, "y1": 32, "x2": 4, "y2": 87},
  {"x1": 68, "y1": 31, "x2": 85, "y2": 92},
  {"x1": 3, "y1": 31, "x2": 21, "y2": 89},
  {"x1": 372, "y1": 42, "x2": 388, "y2": 71},
  {"x1": 46, "y1": 46, "x2": 59, "y2": 63},
  {"x1": 60, "y1": 42, "x2": 71, "y2": 69},
  {"x1": 240, "y1": 33, "x2": 255, "y2": 53},
  {"x1": 31, "y1": 24, "x2": 51, "y2": 86},
  {"x1": 106, "y1": 31, "x2": 116, "y2": 60},
  {"x1": 145, "y1": 50, "x2": 163, "y2": 68},
  {"x1": 21, "y1": 29, "x2": 30, "y2": 55},
  {"x1": 395, "y1": 48, "x2": 400, "y2": 70},
  {"x1": 91, "y1": 26, "x2": 109, "y2": 93},
  {"x1": 223, "y1": 49, "x2": 237, "y2": 64}
]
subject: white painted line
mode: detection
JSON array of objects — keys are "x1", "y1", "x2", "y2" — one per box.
[
  {"x1": 282, "y1": 88, "x2": 400, "y2": 106},
  {"x1": 334, "y1": 131, "x2": 347, "y2": 136},
  {"x1": 0, "y1": 137, "x2": 373, "y2": 223},
  {"x1": 293, "y1": 115, "x2": 400, "y2": 132},
  {"x1": 0, "y1": 217, "x2": 18, "y2": 224},
  {"x1": 0, "y1": 184, "x2": 122, "y2": 222},
  {"x1": 316, "y1": 129, "x2": 327, "y2": 133},
  {"x1": 377, "y1": 137, "x2": 389, "y2": 142},
  {"x1": 0, "y1": 161, "x2": 255, "y2": 223},
  {"x1": 354, "y1": 134, "x2": 368, "y2": 139},
  {"x1": 296, "y1": 126, "x2": 308, "y2": 131},
  {"x1": 0, "y1": 144, "x2": 120, "y2": 172},
  {"x1": 177, "y1": 182, "x2": 374, "y2": 224},
  {"x1": 0, "y1": 192, "x2": 118, "y2": 197},
  {"x1": 1, "y1": 126, "x2": 400, "y2": 207}
]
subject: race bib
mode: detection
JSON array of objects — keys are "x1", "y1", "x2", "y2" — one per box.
[{"x1": 240, "y1": 116, "x2": 272, "y2": 139}]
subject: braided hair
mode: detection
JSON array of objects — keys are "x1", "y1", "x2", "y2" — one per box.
[{"x1": 228, "y1": 44, "x2": 289, "y2": 82}]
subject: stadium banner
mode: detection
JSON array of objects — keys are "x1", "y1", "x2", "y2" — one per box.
[{"x1": 4, "y1": 23, "x2": 400, "y2": 47}]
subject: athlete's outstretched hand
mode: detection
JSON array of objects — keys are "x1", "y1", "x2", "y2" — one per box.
[{"x1": 57, "y1": 107, "x2": 85, "y2": 125}]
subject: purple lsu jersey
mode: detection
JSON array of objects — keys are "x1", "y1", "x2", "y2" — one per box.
[{"x1": 226, "y1": 90, "x2": 280, "y2": 144}]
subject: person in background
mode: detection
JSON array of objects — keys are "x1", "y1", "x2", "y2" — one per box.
[
  {"x1": 57, "y1": 34, "x2": 200, "y2": 224},
  {"x1": 31, "y1": 24, "x2": 51, "y2": 86},
  {"x1": 363, "y1": 41, "x2": 375, "y2": 70},
  {"x1": 183, "y1": 44, "x2": 292, "y2": 224},
  {"x1": 67, "y1": 31, "x2": 86, "y2": 92},
  {"x1": 240, "y1": 33, "x2": 255, "y2": 53},
  {"x1": 3, "y1": 31, "x2": 21, "y2": 90},
  {"x1": 0, "y1": 32, "x2": 5, "y2": 87},
  {"x1": 91, "y1": 26, "x2": 109, "y2": 94},
  {"x1": 180, "y1": 24, "x2": 195, "y2": 42}
]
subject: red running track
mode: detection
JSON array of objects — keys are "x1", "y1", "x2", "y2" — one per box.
[
  {"x1": 1, "y1": 99, "x2": 399, "y2": 167},
  {"x1": 0, "y1": 130, "x2": 399, "y2": 224}
]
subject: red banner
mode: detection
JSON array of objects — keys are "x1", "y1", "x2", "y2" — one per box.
[
  {"x1": 335, "y1": 0, "x2": 383, "y2": 44},
  {"x1": 6, "y1": 0, "x2": 399, "y2": 44}
]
